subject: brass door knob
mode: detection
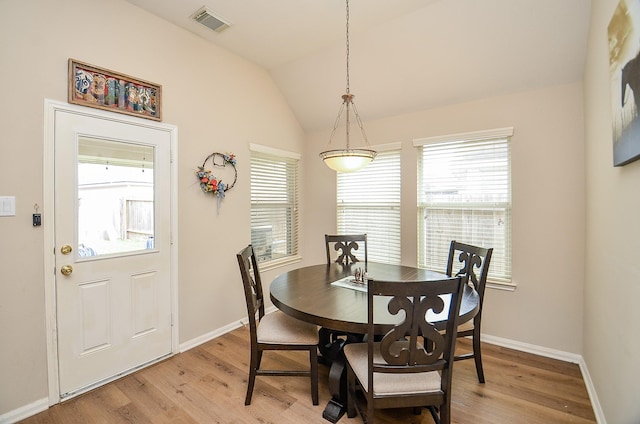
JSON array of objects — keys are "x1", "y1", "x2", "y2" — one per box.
[
  {"x1": 60, "y1": 265, "x2": 73, "y2": 276},
  {"x1": 61, "y1": 245, "x2": 72, "y2": 255}
]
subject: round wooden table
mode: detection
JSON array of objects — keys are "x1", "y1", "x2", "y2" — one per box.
[{"x1": 269, "y1": 262, "x2": 479, "y2": 422}]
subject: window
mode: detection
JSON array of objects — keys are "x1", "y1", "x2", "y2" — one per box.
[
  {"x1": 337, "y1": 146, "x2": 401, "y2": 264},
  {"x1": 250, "y1": 144, "x2": 300, "y2": 264},
  {"x1": 414, "y1": 128, "x2": 513, "y2": 286}
]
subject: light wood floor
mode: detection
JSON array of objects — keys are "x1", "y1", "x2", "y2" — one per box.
[{"x1": 21, "y1": 326, "x2": 596, "y2": 423}]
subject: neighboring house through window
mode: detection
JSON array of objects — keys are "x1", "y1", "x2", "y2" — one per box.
[
  {"x1": 414, "y1": 128, "x2": 513, "y2": 288},
  {"x1": 250, "y1": 144, "x2": 300, "y2": 265},
  {"x1": 336, "y1": 145, "x2": 401, "y2": 265}
]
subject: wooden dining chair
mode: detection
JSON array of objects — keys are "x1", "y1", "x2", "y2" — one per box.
[
  {"x1": 344, "y1": 276, "x2": 465, "y2": 424},
  {"x1": 236, "y1": 244, "x2": 319, "y2": 405},
  {"x1": 325, "y1": 234, "x2": 368, "y2": 265},
  {"x1": 320, "y1": 234, "x2": 368, "y2": 363},
  {"x1": 446, "y1": 240, "x2": 493, "y2": 383}
]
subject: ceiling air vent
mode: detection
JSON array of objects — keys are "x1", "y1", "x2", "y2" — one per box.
[{"x1": 192, "y1": 7, "x2": 230, "y2": 33}]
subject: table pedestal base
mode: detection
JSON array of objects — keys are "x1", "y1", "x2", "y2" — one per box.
[
  {"x1": 319, "y1": 329, "x2": 363, "y2": 422},
  {"x1": 322, "y1": 399, "x2": 346, "y2": 423}
]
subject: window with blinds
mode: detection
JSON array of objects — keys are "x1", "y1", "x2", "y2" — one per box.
[
  {"x1": 250, "y1": 145, "x2": 299, "y2": 264},
  {"x1": 414, "y1": 128, "x2": 513, "y2": 286},
  {"x1": 337, "y1": 148, "x2": 401, "y2": 264}
]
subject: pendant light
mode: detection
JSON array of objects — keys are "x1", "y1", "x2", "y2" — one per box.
[{"x1": 319, "y1": 0, "x2": 376, "y2": 173}]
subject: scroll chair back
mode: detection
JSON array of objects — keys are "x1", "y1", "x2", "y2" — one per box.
[
  {"x1": 325, "y1": 234, "x2": 367, "y2": 265},
  {"x1": 236, "y1": 245, "x2": 319, "y2": 406},
  {"x1": 344, "y1": 276, "x2": 465, "y2": 424},
  {"x1": 446, "y1": 240, "x2": 493, "y2": 383},
  {"x1": 320, "y1": 234, "x2": 368, "y2": 363}
]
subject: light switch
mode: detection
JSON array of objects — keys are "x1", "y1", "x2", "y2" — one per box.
[{"x1": 0, "y1": 196, "x2": 16, "y2": 216}]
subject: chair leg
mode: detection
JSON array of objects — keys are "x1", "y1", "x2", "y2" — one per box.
[
  {"x1": 472, "y1": 331, "x2": 485, "y2": 383},
  {"x1": 346, "y1": 365, "x2": 357, "y2": 418},
  {"x1": 310, "y1": 347, "x2": 319, "y2": 405},
  {"x1": 427, "y1": 406, "x2": 440, "y2": 423},
  {"x1": 439, "y1": 401, "x2": 450, "y2": 424},
  {"x1": 256, "y1": 350, "x2": 263, "y2": 369},
  {"x1": 245, "y1": 347, "x2": 260, "y2": 405},
  {"x1": 245, "y1": 364, "x2": 257, "y2": 405},
  {"x1": 367, "y1": 399, "x2": 375, "y2": 424}
]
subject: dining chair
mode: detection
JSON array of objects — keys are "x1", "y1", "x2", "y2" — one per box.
[
  {"x1": 446, "y1": 240, "x2": 493, "y2": 383},
  {"x1": 320, "y1": 234, "x2": 368, "y2": 363},
  {"x1": 325, "y1": 234, "x2": 368, "y2": 265},
  {"x1": 343, "y1": 276, "x2": 465, "y2": 424},
  {"x1": 236, "y1": 244, "x2": 319, "y2": 405}
]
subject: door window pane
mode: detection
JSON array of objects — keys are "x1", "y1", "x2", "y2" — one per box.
[{"x1": 77, "y1": 137, "x2": 155, "y2": 256}]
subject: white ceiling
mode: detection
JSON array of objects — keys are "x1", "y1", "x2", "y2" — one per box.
[{"x1": 126, "y1": 0, "x2": 592, "y2": 132}]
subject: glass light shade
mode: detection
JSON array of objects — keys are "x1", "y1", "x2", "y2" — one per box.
[{"x1": 319, "y1": 149, "x2": 377, "y2": 173}]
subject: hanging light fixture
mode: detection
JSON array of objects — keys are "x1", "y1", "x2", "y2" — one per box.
[{"x1": 319, "y1": 0, "x2": 376, "y2": 173}]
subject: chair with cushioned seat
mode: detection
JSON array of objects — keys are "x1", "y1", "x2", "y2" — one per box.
[
  {"x1": 344, "y1": 275, "x2": 465, "y2": 424},
  {"x1": 325, "y1": 234, "x2": 368, "y2": 265},
  {"x1": 236, "y1": 244, "x2": 319, "y2": 405},
  {"x1": 320, "y1": 234, "x2": 368, "y2": 363},
  {"x1": 446, "y1": 240, "x2": 493, "y2": 383}
]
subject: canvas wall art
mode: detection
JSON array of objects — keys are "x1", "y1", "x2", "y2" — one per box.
[{"x1": 609, "y1": 0, "x2": 640, "y2": 166}]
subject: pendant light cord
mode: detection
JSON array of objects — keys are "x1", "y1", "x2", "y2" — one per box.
[
  {"x1": 321, "y1": 0, "x2": 375, "y2": 165},
  {"x1": 345, "y1": 0, "x2": 350, "y2": 95}
]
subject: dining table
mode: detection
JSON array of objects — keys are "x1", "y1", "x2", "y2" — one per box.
[{"x1": 269, "y1": 261, "x2": 480, "y2": 423}]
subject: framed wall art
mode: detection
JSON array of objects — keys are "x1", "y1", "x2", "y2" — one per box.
[
  {"x1": 68, "y1": 59, "x2": 162, "y2": 121},
  {"x1": 608, "y1": 0, "x2": 640, "y2": 166}
]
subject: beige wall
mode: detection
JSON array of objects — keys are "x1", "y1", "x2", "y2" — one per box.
[
  {"x1": 3, "y1": 0, "x2": 638, "y2": 422},
  {"x1": 0, "y1": 0, "x2": 305, "y2": 415},
  {"x1": 584, "y1": 0, "x2": 640, "y2": 423},
  {"x1": 304, "y1": 82, "x2": 586, "y2": 353}
]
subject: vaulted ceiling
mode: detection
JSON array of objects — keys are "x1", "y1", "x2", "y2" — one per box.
[{"x1": 126, "y1": 0, "x2": 592, "y2": 132}]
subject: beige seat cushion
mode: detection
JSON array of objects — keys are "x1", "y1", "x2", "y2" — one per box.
[
  {"x1": 344, "y1": 342, "x2": 442, "y2": 396},
  {"x1": 257, "y1": 311, "x2": 319, "y2": 345}
]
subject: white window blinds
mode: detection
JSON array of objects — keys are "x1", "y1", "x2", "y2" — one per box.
[
  {"x1": 250, "y1": 146, "x2": 299, "y2": 263},
  {"x1": 415, "y1": 128, "x2": 513, "y2": 285},
  {"x1": 337, "y1": 148, "x2": 401, "y2": 264}
]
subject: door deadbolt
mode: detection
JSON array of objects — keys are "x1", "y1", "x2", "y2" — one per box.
[
  {"x1": 60, "y1": 265, "x2": 73, "y2": 276},
  {"x1": 61, "y1": 245, "x2": 72, "y2": 255}
]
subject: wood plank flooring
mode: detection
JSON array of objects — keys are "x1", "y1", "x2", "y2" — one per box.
[{"x1": 20, "y1": 326, "x2": 596, "y2": 423}]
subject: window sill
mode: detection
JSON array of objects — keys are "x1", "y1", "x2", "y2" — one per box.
[
  {"x1": 258, "y1": 255, "x2": 302, "y2": 272},
  {"x1": 487, "y1": 281, "x2": 517, "y2": 292}
]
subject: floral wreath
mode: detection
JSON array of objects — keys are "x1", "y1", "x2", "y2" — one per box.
[{"x1": 196, "y1": 152, "x2": 237, "y2": 198}]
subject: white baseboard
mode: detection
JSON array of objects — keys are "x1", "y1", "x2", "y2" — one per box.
[
  {"x1": 2, "y1": 324, "x2": 605, "y2": 424},
  {"x1": 481, "y1": 334, "x2": 582, "y2": 363},
  {"x1": 178, "y1": 320, "x2": 244, "y2": 352},
  {"x1": 578, "y1": 356, "x2": 607, "y2": 424},
  {"x1": 0, "y1": 397, "x2": 49, "y2": 424},
  {"x1": 481, "y1": 334, "x2": 605, "y2": 424},
  {"x1": 178, "y1": 307, "x2": 278, "y2": 353}
]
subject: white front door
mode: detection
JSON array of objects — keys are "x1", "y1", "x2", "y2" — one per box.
[{"x1": 52, "y1": 106, "x2": 174, "y2": 399}]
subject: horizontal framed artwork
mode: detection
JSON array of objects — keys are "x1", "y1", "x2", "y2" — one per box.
[{"x1": 68, "y1": 59, "x2": 162, "y2": 121}]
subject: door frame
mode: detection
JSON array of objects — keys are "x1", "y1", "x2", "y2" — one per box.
[{"x1": 43, "y1": 99, "x2": 179, "y2": 405}]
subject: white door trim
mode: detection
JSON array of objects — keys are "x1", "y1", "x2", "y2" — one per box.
[{"x1": 43, "y1": 99, "x2": 179, "y2": 405}]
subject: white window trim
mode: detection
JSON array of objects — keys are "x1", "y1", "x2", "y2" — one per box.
[
  {"x1": 250, "y1": 143, "x2": 301, "y2": 160},
  {"x1": 250, "y1": 144, "x2": 300, "y2": 268},
  {"x1": 413, "y1": 127, "x2": 514, "y2": 146},
  {"x1": 370, "y1": 141, "x2": 402, "y2": 152}
]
